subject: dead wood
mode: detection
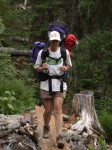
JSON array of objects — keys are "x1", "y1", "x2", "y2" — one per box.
[
  {"x1": 0, "y1": 112, "x2": 38, "y2": 150},
  {"x1": 0, "y1": 47, "x2": 32, "y2": 56},
  {"x1": 71, "y1": 90, "x2": 104, "y2": 135},
  {"x1": 9, "y1": 36, "x2": 30, "y2": 42},
  {"x1": 62, "y1": 91, "x2": 106, "y2": 150}
]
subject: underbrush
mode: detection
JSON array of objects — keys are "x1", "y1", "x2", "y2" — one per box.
[
  {"x1": 0, "y1": 78, "x2": 36, "y2": 114},
  {"x1": 0, "y1": 52, "x2": 38, "y2": 114},
  {"x1": 99, "y1": 112, "x2": 112, "y2": 142}
]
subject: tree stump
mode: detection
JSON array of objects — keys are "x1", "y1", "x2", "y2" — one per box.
[{"x1": 71, "y1": 91, "x2": 104, "y2": 135}]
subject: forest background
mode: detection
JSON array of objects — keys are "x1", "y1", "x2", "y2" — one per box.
[{"x1": 0, "y1": 0, "x2": 112, "y2": 143}]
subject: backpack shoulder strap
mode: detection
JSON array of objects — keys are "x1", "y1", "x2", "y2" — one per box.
[
  {"x1": 41, "y1": 47, "x2": 49, "y2": 63},
  {"x1": 60, "y1": 46, "x2": 66, "y2": 64},
  {"x1": 41, "y1": 45, "x2": 67, "y2": 64}
]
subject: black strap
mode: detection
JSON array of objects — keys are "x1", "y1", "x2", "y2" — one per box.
[
  {"x1": 41, "y1": 46, "x2": 66, "y2": 64},
  {"x1": 49, "y1": 78, "x2": 52, "y2": 95},
  {"x1": 60, "y1": 46, "x2": 66, "y2": 65},
  {"x1": 60, "y1": 79, "x2": 63, "y2": 93},
  {"x1": 41, "y1": 47, "x2": 49, "y2": 63},
  {"x1": 48, "y1": 76, "x2": 65, "y2": 95}
]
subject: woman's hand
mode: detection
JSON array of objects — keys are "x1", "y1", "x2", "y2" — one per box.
[
  {"x1": 42, "y1": 63, "x2": 48, "y2": 70},
  {"x1": 36, "y1": 63, "x2": 48, "y2": 72},
  {"x1": 60, "y1": 66, "x2": 68, "y2": 72}
]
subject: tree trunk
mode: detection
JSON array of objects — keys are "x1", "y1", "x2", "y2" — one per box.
[
  {"x1": 0, "y1": 47, "x2": 32, "y2": 56},
  {"x1": 71, "y1": 91, "x2": 104, "y2": 135}
]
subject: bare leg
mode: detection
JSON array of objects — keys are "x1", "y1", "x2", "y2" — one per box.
[
  {"x1": 43, "y1": 98, "x2": 53, "y2": 126},
  {"x1": 54, "y1": 97, "x2": 64, "y2": 136}
]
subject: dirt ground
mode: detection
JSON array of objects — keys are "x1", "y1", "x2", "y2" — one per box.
[{"x1": 35, "y1": 106, "x2": 70, "y2": 150}]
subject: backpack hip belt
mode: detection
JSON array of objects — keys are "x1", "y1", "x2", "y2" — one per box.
[
  {"x1": 40, "y1": 73, "x2": 67, "y2": 95},
  {"x1": 48, "y1": 75, "x2": 65, "y2": 95}
]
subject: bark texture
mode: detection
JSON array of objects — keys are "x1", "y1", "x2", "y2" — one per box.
[
  {"x1": 71, "y1": 91, "x2": 104, "y2": 134},
  {"x1": 0, "y1": 47, "x2": 32, "y2": 56},
  {"x1": 0, "y1": 112, "x2": 38, "y2": 150},
  {"x1": 62, "y1": 91, "x2": 105, "y2": 150}
]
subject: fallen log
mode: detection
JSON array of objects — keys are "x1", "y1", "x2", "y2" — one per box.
[
  {"x1": 9, "y1": 36, "x2": 29, "y2": 42},
  {"x1": 0, "y1": 112, "x2": 38, "y2": 150},
  {"x1": 0, "y1": 47, "x2": 32, "y2": 56}
]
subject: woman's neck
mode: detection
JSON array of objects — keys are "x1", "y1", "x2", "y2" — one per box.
[{"x1": 49, "y1": 46, "x2": 59, "y2": 52}]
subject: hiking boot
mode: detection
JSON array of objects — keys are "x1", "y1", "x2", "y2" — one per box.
[
  {"x1": 56, "y1": 134, "x2": 64, "y2": 149},
  {"x1": 43, "y1": 125, "x2": 50, "y2": 138}
]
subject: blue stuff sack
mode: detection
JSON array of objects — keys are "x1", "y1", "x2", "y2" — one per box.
[{"x1": 30, "y1": 41, "x2": 45, "y2": 63}]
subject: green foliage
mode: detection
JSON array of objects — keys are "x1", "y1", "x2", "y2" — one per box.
[
  {"x1": 0, "y1": 52, "x2": 17, "y2": 79},
  {"x1": 0, "y1": 0, "x2": 33, "y2": 48},
  {"x1": 0, "y1": 0, "x2": 111, "y2": 47},
  {"x1": 88, "y1": 135, "x2": 107, "y2": 150},
  {"x1": 0, "y1": 91, "x2": 16, "y2": 114},
  {"x1": 80, "y1": 0, "x2": 111, "y2": 33},
  {"x1": 0, "y1": 17, "x2": 5, "y2": 34},
  {"x1": 99, "y1": 112, "x2": 112, "y2": 142},
  {"x1": 71, "y1": 31, "x2": 112, "y2": 97},
  {"x1": 29, "y1": 0, "x2": 68, "y2": 41},
  {"x1": 95, "y1": 97, "x2": 112, "y2": 115},
  {"x1": 0, "y1": 52, "x2": 37, "y2": 114},
  {"x1": 0, "y1": 17, "x2": 5, "y2": 46},
  {"x1": 0, "y1": 0, "x2": 17, "y2": 35},
  {"x1": 98, "y1": 135, "x2": 107, "y2": 150},
  {"x1": 0, "y1": 78, "x2": 36, "y2": 114}
]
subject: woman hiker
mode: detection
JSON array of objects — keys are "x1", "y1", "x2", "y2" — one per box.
[{"x1": 34, "y1": 31, "x2": 72, "y2": 148}]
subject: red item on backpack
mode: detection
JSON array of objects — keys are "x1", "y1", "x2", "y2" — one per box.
[
  {"x1": 69, "y1": 51, "x2": 73, "y2": 57},
  {"x1": 64, "y1": 34, "x2": 77, "y2": 51}
]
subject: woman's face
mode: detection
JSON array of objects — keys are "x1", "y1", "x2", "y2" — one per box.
[{"x1": 50, "y1": 40, "x2": 59, "y2": 47}]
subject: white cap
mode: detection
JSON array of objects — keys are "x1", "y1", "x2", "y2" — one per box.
[{"x1": 49, "y1": 31, "x2": 61, "y2": 41}]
